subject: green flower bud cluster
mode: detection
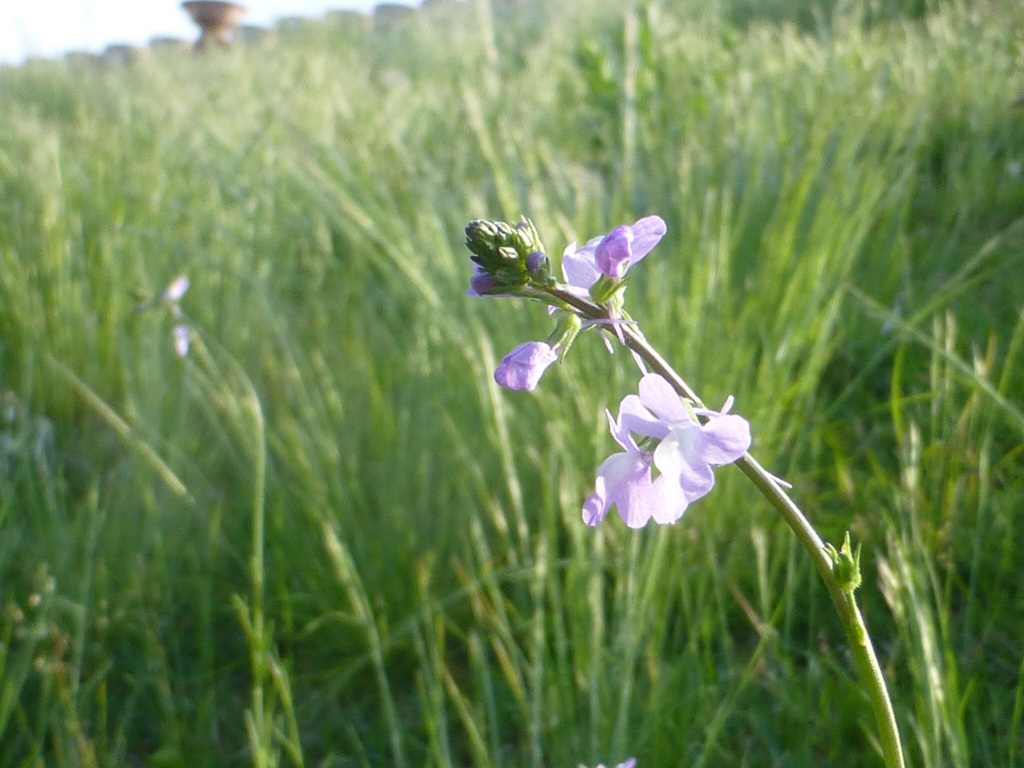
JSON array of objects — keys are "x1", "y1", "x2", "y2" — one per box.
[
  {"x1": 465, "y1": 218, "x2": 550, "y2": 294},
  {"x1": 826, "y1": 532, "x2": 863, "y2": 594}
]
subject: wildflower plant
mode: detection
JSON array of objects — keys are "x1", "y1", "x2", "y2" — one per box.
[
  {"x1": 464, "y1": 216, "x2": 906, "y2": 768},
  {"x1": 140, "y1": 273, "x2": 296, "y2": 764},
  {"x1": 137, "y1": 274, "x2": 192, "y2": 357}
]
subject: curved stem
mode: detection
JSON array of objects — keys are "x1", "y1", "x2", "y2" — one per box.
[
  {"x1": 550, "y1": 289, "x2": 905, "y2": 767},
  {"x1": 622, "y1": 324, "x2": 905, "y2": 768}
]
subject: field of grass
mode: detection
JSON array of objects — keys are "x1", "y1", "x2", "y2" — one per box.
[{"x1": 1, "y1": 0, "x2": 1023, "y2": 765}]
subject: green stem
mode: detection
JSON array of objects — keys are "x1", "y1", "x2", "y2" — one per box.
[{"x1": 551, "y1": 289, "x2": 906, "y2": 767}]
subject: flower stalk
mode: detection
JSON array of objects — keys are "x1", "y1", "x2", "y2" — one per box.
[
  {"x1": 623, "y1": 328, "x2": 905, "y2": 768},
  {"x1": 464, "y1": 216, "x2": 905, "y2": 768},
  {"x1": 564, "y1": 293, "x2": 904, "y2": 768}
]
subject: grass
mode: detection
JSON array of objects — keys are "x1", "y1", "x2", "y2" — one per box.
[{"x1": 1, "y1": 0, "x2": 1023, "y2": 765}]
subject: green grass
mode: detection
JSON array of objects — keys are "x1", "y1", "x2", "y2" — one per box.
[{"x1": 1, "y1": 0, "x2": 1023, "y2": 765}]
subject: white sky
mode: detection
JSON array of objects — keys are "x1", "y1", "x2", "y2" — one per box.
[{"x1": 0, "y1": 1, "x2": 408, "y2": 64}]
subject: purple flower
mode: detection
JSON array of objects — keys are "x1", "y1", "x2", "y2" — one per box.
[
  {"x1": 582, "y1": 407, "x2": 688, "y2": 528},
  {"x1": 589, "y1": 760, "x2": 637, "y2": 768},
  {"x1": 526, "y1": 251, "x2": 547, "y2": 274},
  {"x1": 653, "y1": 403, "x2": 751, "y2": 503},
  {"x1": 584, "y1": 374, "x2": 750, "y2": 528},
  {"x1": 594, "y1": 216, "x2": 666, "y2": 278},
  {"x1": 560, "y1": 236, "x2": 603, "y2": 297},
  {"x1": 467, "y1": 264, "x2": 496, "y2": 296},
  {"x1": 561, "y1": 215, "x2": 666, "y2": 292},
  {"x1": 494, "y1": 341, "x2": 558, "y2": 391},
  {"x1": 466, "y1": 264, "x2": 519, "y2": 297}
]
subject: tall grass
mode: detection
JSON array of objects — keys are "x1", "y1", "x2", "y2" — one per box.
[{"x1": 0, "y1": 0, "x2": 1022, "y2": 765}]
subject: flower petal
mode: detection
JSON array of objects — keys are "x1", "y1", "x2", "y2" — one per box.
[
  {"x1": 648, "y1": 474, "x2": 689, "y2": 525},
  {"x1": 653, "y1": 423, "x2": 716, "y2": 500},
  {"x1": 637, "y1": 373, "x2": 688, "y2": 425},
  {"x1": 610, "y1": 468, "x2": 657, "y2": 528},
  {"x1": 697, "y1": 415, "x2": 751, "y2": 464},
  {"x1": 582, "y1": 491, "x2": 608, "y2": 526},
  {"x1": 562, "y1": 241, "x2": 602, "y2": 290},
  {"x1": 585, "y1": 449, "x2": 651, "y2": 527},
  {"x1": 467, "y1": 270, "x2": 496, "y2": 296},
  {"x1": 676, "y1": 461, "x2": 715, "y2": 502},
  {"x1": 493, "y1": 342, "x2": 558, "y2": 391},
  {"x1": 617, "y1": 393, "x2": 669, "y2": 440},
  {"x1": 594, "y1": 226, "x2": 632, "y2": 278},
  {"x1": 627, "y1": 215, "x2": 666, "y2": 263},
  {"x1": 606, "y1": 407, "x2": 640, "y2": 453},
  {"x1": 596, "y1": 451, "x2": 648, "y2": 499}
]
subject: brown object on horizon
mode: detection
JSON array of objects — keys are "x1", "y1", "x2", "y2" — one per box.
[
  {"x1": 181, "y1": 2, "x2": 247, "y2": 49},
  {"x1": 374, "y1": 3, "x2": 415, "y2": 23}
]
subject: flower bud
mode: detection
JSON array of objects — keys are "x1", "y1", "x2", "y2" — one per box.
[
  {"x1": 514, "y1": 219, "x2": 543, "y2": 254},
  {"x1": 464, "y1": 219, "x2": 512, "y2": 259},
  {"x1": 525, "y1": 250, "x2": 551, "y2": 283},
  {"x1": 465, "y1": 217, "x2": 549, "y2": 296},
  {"x1": 826, "y1": 532, "x2": 862, "y2": 594},
  {"x1": 494, "y1": 342, "x2": 558, "y2": 391}
]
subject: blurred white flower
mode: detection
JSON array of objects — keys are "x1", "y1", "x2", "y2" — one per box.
[
  {"x1": 173, "y1": 324, "x2": 191, "y2": 358},
  {"x1": 161, "y1": 275, "x2": 190, "y2": 303}
]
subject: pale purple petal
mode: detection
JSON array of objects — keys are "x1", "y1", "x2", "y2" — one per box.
[
  {"x1": 494, "y1": 342, "x2": 557, "y2": 391},
  {"x1": 637, "y1": 373, "x2": 689, "y2": 425},
  {"x1": 609, "y1": 466, "x2": 657, "y2": 528},
  {"x1": 617, "y1": 393, "x2": 668, "y2": 440},
  {"x1": 467, "y1": 271, "x2": 496, "y2": 296},
  {"x1": 627, "y1": 215, "x2": 667, "y2": 263},
  {"x1": 653, "y1": 423, "x2": 716, "y2": 500},
  {"x1": 597, "y1": 451, "x2": 648, "y2": 497},
  {"x1": 647, "y1": 474, "x2": 689, "y2": 525},
  {"x1": 676, "y1": 460, "x2": 715, "y2": 501},
  {"x1": 695, "y1": 414, "x2": 751, "y2": 464},
  {"x1": 594, "y1": 226, "x2": 632, "y2": 278},
  {"x1": 562, "y1": 241, "x2": 602, "y2": 290},
  {"x1": 582, "y1": 491, "x2": 608, "y2": 526},
  {"x1": 606, "y1": 407, "x2": 637, "y2": 452},
  {"x1": 583, "y1": 449, "x2": 651, "y2": 527},
  {"x1": 467, "y1": 264, "x2": 518, "y2": 297}
]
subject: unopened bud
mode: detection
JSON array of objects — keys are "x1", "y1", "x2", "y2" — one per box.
[
  {"x1": 465, "y1": 217, "x2": 550, "y2": 295},
  {"x1": 826, "y1": 532, "x2": 862, "y2": 594}
]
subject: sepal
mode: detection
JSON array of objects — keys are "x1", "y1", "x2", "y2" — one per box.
[{"x1": 826, "y1": 532, "x2": 863, "y2": 594}]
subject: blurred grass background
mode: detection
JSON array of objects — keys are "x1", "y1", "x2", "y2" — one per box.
[{"x1": 1, "y1": 0, "x2": 1023, "y2": 765}]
